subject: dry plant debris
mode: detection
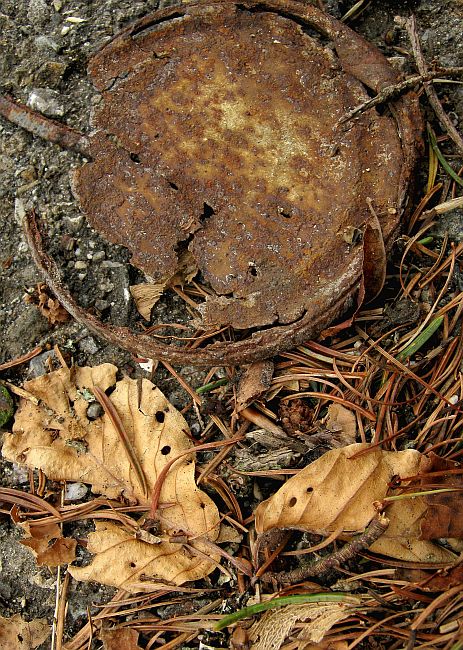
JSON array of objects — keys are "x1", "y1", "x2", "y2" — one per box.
[
  {"x1": 0, "y1": 614, "x2": 50, "y2": 649},
  {"x1": 24, "y1": 282, "x2": 70, "y2": 325},
  {"x1": 248, "y1": 600, "x2": 359, "y2": 650},
  {"x1": 19, "y1": 521, "x2": 76, "y2": 567},
  {"x1": 1, "y1": 4, "x2": 463, "y2": 648},
  {"x1": 100, "y1": 627, "x2": 143, "y2": 650},
  {"x1": 2, "y1": 364, "x2": 221, "y2": 590},
  {"x1": 255, "y1": 443, "x2": 460, "y2": 562}
]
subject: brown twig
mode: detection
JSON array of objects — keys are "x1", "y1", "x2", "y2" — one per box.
[
  {"x1": 264, "y1": 514, "x2": 389, "y2": 585},
  {"x1": 339, "y1": 69, "x2": 463, "y2": 124},
  {"x1": 403, "y1": 16, "x2": 463, "y2": 156}
]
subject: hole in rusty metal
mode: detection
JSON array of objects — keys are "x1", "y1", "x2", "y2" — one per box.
[{"x1": 200, "y1": 203, "x2": 215, "y2": 225}]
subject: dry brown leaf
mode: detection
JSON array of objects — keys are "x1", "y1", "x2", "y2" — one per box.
[
  {"x1": 0, "y1": 614, "x2": 50, "y2": 649},
  {"x1": 100, "y1": 626, "x2": 143, "y2": 649},
  {"x1": 130, "y1": 250, "x2": 198, "y2": 320},
  {"x1": 249, "y1": 602, "x2": 357, "y2": 650},
  {"x1": 420, "y1": 563, "x2": 463, "y2": 591},
  {"x1": 235, "y1": 360, "x2": 274, "y2": 412},
  {"x1": 129, "y1": 282, "x2": 165, "y2": 320},
  {"x1": 20, "y1": 522, "x2": 76, "y2": 566},
  {"x1": 255, "y1": 443, "x2": 457, "y2": 563},
  {"x1": 2, "y1": 364, "x2": 221, "y2": 589},
  {"x1": 325, "y1": 404, "x2": 357, "y2": 446},
  {"x1": 418, "y1": 453, "x2": 463, "y2": 539},
  {"x1": 68, "y1": 520, "x2": 218, "y2": 591}
]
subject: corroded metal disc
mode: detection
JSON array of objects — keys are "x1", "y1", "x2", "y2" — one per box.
[{"x1": 66, "y1": 0, "x2": 422, "y2": 364}]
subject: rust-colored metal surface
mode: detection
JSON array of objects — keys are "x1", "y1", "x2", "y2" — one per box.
[{"x1": 21, "y1": 1, "x2": 423, "y2": 364}]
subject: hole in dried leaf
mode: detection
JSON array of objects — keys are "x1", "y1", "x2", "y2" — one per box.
[
  {"x1": 168, "y1": 181, "x2": 178, "y2": 190},
  {"x1": 129, "y1": 562, "x2": 136, "y2": 568},
  {"x1": 306, "y1": 486, "x2": 313, "y2": 493},
  {"x1": 161, "y1": 445, "x2": 171, "y2": 455},
  {"x1": 155, "y1": 411, "x2": 165, "y2": 423},
  {"x1": 289, "y1": 496, "x2": 297, "y2": 507},
  {"x1": 130, "y1": 152, "x2": 141, "y2": 163}
]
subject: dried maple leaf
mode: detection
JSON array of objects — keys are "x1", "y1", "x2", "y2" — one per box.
[
  {"x1": 20, "y1": 521, "x2": 76, "y2": 566},
  {"x1": 0, "y1": 614, "x2": 50, "y2": 649},
  {"x1": 2, "y1": 364, "x2": 221, "y2": 589},
  {"x1": 255, "y1": 443, "x2": 458, "y2": 563}
]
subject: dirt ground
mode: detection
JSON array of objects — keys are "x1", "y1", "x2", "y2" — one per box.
[{"x1": 0, "y1": 0, "x2": 462, "y2": 648}]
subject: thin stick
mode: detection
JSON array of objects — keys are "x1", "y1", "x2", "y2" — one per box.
[
  {"x1": 93, "y1": 386, "x2": 149, "y2": 500},
  {"x1": 54, "y1": 571, "x2": 70, "y2": 650},
  {"x1": 339, "y1": 69, "x2": 463, "y2": 124},
  {"x1": 266, "y1": 514, "x2": 389, "y2": 584},
  {"x1": 403, "y1": 16, "x2": 463, "y2": 156}
]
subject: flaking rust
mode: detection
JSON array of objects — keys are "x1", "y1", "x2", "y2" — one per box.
[{"x1": 1, "y1": 0, "x2": 423, "y2": 366}]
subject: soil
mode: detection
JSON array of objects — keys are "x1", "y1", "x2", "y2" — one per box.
[{"x1": 0, "y1": 0, "x2": 462, "y2": 648}]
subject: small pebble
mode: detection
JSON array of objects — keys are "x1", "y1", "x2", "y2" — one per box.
[
  {"x1": 29, "y1": 350, "x2": 57, "y2": 378},
  {"x1": 86, "y1": 402, "x2": 104, "y2": 420},
  {"x1": 79, "y1": 336, "x2": 99, "y2": 355},
  {"x1": 64, "y1": 482, "x2": 88, "y2": 502},
  {"x1": 94, "y1": 299, "x2": 110, "y2": 312},
  {"x1": 27, "y1": 88, "x2": 64, "y2": 118}
]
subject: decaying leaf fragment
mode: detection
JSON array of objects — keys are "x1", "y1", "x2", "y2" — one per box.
[
  {"x1": 130, "y1": 250, "x2": 198, "y2": 320},
  {"x1": 324, "y1": 403, "x2": 357, "y2": 447},
  {"x1": 24, "y1": 282, "x2": 69, "y2": 324},
  {"x1": 235, "y1": 360, "x2": 275, "y2": 413},
  {"x1": 2, "y1": 364, "x2": 221, "y2": 589},
  {"x1": 0, "y1": 614, "x2": 50, "y2": 649},
  {"x1": 100, "y1": 626, "x2": 143, "y2": 649},
  {"x1": 249, "y1": 601, "x2": 358, "y2": 650},
  {"x1": 255, "y1": 443, "x2": 459, "y2": 562},
  {"x1": 20, "y1": 521, "x2": 76, "y2": 566}
]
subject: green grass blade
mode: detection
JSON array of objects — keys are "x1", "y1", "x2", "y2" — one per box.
[
  {"x1": 427, "y1": 124, "x2": 463, "y2": 188},
  {"x1": 397, "y1": 316, "x2": 444, "y2": 361},
  {"x1": 214, "y1": 593, "x2": 357, "y2": 631}
]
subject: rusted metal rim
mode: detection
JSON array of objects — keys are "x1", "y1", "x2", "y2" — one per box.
[{"x1": 28, "y1": 0, "x2": 422, "y2": 366}]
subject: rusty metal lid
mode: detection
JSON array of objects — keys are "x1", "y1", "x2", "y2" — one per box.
[{"x1": 35, "y1": 0, "x2": 422, "y2": 365}]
